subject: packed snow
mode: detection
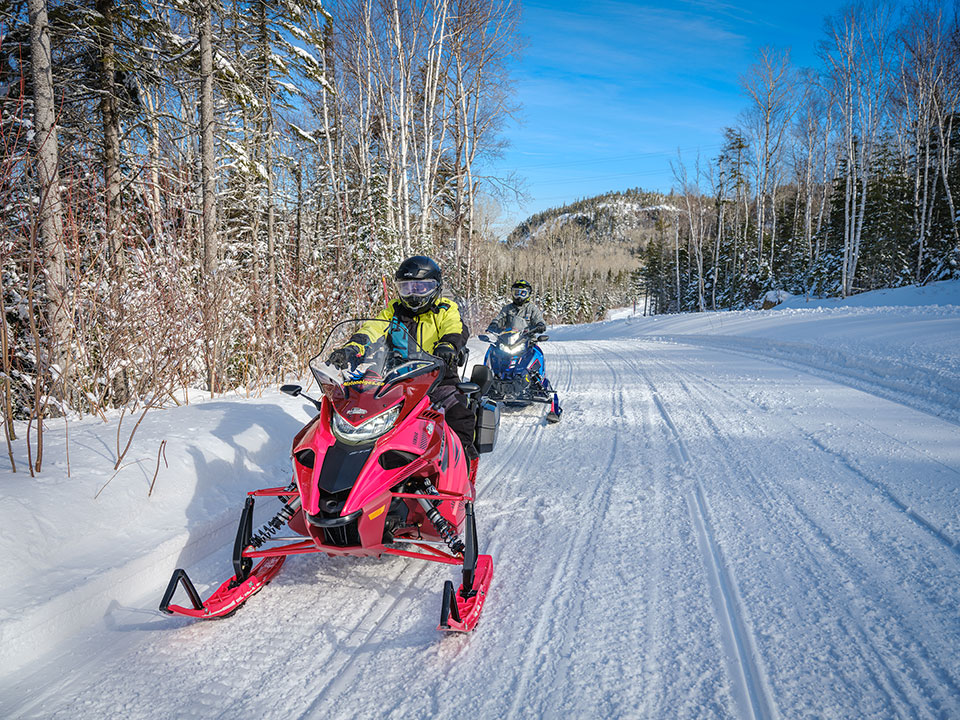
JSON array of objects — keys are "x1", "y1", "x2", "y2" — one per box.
[{"x1": 2, "y1": 281, "x2": 959, "y2": 718}]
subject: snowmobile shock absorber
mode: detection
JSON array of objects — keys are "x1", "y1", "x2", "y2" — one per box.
[
  {"x1": 231, "y1": 498, "x2": 256, "y2": 586},
  {"x1": 249, "y1": 495, "x2": 303, "y2": 548},
  {"x1": 416, "y1": 480, "x2": 465, "y2": 556},
  {"x1": 460, "y1": 501, "x2": 478, "y2": 599}
]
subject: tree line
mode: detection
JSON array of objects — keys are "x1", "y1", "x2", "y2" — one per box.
[
  {"x1": 1, "y1": 0, "x2": 524, "y2": 471},
  {"x1": 639, "y1": 1, "x2": 960, "y2": 314}
]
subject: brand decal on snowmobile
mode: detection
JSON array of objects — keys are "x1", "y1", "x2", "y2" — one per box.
[
  {"x1": 343, "y1": 378, "x2": 384, "y2": 388},
  {"x1": 346, "y1": 407, "x2": 368, "y2": 416},
  {"x1": 426, "y1": 422, "x2": 434, "y2": 435}
]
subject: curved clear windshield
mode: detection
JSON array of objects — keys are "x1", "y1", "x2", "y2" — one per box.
[
  {"x1": 504, "y1": 314, "x2": 528, "y2": 332},
  {"x1": 309, "y1": 318, "x2": 439, "y2": 395}
]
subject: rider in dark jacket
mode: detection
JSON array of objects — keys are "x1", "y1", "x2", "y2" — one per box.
[
  {"x1": 486, "y1": 280, "x2": 562, "y2": 421},
  {"x1": 328, "y1": 256, "x2": 478, "y2": 461},
  {"x1": 487, "y1": 280, "x2": 546, "y2": 335}
]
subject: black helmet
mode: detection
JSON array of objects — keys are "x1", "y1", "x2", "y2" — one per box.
[
  {"x1": 395, "y1": 255, "x2": 442, "y2": 313},
  {"x1": 511, "y1": 279, "x2": 532, "y2": 305}
]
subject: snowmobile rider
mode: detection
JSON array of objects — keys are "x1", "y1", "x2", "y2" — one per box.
[
  {"x1": 486, "y1": 279, "x2": 562, "y2": 421},
  {"x1": 487, "y1": 279, "x2": 547, "y2": 336},
  {"x1": 327, "y1": 255, "x2": 479, "y2": 462}
]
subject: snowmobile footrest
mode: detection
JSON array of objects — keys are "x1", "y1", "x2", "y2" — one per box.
[
  {"x1": 159, "y1": 555, "x2": 286, "y2": 619},
  {"x1": 438, "y1": 554, "x2": 493, "y2": 632}
]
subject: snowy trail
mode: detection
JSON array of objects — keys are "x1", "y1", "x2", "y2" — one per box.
[{"x1": 3, "y1": 327, "x2": 960, "y2": 719}]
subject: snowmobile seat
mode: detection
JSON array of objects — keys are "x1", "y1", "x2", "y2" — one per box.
[{"x1": 469, "y1": 365, "x2": 493, "y2": 397}]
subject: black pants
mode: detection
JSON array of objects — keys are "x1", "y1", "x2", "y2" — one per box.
[{"x1": 429, "y1": 377, "x2": 478, "y2": 461}]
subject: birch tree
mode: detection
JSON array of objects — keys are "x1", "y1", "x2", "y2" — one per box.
[
  {"x1": 740, "y1": 47, "x2": 794, "y2": 270},
  {"x1": 822, "y1": 1, "x2": 894, "y2": 296},
  {"x1": 27, "y1": 0, "x2": 70, "y2": 373},
  {"x1": 198, "y1": 0, "x2": 219, "y2": 391}
]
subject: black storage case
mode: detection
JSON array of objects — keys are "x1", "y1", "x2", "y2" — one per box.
[{"x1": 475, "y1": 398, "x2": 500, "y2": 454}]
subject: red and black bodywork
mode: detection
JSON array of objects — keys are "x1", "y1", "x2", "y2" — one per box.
[{"x1": 160, "y1": 319, "x2": 497, "y2": 632}]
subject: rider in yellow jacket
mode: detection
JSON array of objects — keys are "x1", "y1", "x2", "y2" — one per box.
[
  {"x1": 347, "y1": 297, "x2": 468, "y2": 361},
  {"x1": 328, "y1": 256, "x2": 477, "y2": 460}
]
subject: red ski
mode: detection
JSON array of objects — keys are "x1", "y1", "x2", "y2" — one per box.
[
  {"x1": 160, "y1": 556, "x2": 286, "y2": 619},
  {"x1": 439, "y1": 554, "x2": 493, "y2": 632}
]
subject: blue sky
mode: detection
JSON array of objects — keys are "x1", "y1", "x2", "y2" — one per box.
[{"x1": 489, "y1": 0, "x2": 848, "y2": 229}]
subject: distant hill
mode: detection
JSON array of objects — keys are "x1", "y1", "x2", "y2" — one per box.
[{"x1": 508, "y1": 188, "x2": 685, "y2": 248}]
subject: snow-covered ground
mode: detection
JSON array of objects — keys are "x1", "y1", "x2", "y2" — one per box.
[{"x1": 2, "y1": 281, "x2": 959, "y2": 718}]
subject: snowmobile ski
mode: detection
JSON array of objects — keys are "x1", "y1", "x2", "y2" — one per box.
[
  {"x1": 159, "y1": 555, "x2": 286, "y2": 619},
  {"x1": 438, "y1": 554, "x2": 493, "y2": 632}
]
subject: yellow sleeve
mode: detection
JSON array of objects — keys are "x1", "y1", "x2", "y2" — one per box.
[
  {"x1": 350, "y1": 304, "x2": 396, "y2": 349},
  {"x1": 436, "y1": 299, "x2": 469, "y2": 350}
]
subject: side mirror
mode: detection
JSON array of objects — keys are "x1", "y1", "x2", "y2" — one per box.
[
  {"x1": 456, "y1": 381, "x2": 481, "y2": 396},
  {"x1": 478, "y1": 334, "x2": 491, "y2": 342},
  {"x1": 281, "y1": 383, "x2": 322, "y2": 412},
  {"x1": 537, "y1": 334, "x2": 550, "y2": 342}
]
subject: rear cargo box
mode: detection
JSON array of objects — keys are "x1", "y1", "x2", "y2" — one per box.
[{"x1": 475, "y1": 399, "x2": 500, "y2": 454}]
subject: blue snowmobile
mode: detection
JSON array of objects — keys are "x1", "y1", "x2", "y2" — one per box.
[{"x1": 478, "y1": 327, "x2": 562, "y2": 423}]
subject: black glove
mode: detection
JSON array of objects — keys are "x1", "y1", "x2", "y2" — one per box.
[
  {"x1": 434, "y1": 342, "x2": 457, "y2": 369},
  {"x1": 328, "y1": 345, "x2": 360, "y2": 370},
  {"x1": 531, "y1": 322, "x2": 546, "y2": 335}
]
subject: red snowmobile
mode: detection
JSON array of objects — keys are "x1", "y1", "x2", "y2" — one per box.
[{"x1": 160, "y1": 319, "x2": 499, "y2": 632}]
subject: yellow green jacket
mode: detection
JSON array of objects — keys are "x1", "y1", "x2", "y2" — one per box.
[{"x1": 348, "y1": 298, "x2": 469, "y2": 355}]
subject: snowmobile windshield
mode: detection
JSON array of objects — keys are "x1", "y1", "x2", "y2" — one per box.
[
  {"x1": 309, "y1": 318, "x2": 441, "y2": 401},
  {"x1": 504, "y1": 314, "x2": 529, "y2": 332}
]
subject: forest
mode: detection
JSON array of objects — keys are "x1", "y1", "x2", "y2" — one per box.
[
  {"x1": 1, "y1": 0, "x2": 959, "y2": 468},
  {"x1": 0, "y1": 0, "x2": 539, "y2": 447}
]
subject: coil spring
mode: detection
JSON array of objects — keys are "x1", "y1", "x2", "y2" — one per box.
[
  {"x1": 249, "y1": 485, "x2": 300, "y2": 548},
  {"x1": 417, "y1": 480, "x2": 465, "y2": 555}
]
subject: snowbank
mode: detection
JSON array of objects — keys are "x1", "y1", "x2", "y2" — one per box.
[
  {"x1": 778, "y1": 279, "x2": 960, "y2": 309},
  {"x1": 0, "y1": 389, "x2": 314, "y2": 674}
]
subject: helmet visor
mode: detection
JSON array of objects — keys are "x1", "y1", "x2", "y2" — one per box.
[
  {"x1": 397, "y1": 279, "x2": 438, "y2": 297},
  {"x1": 512, "y1": 287, "x2": 531, "y2": 301}
]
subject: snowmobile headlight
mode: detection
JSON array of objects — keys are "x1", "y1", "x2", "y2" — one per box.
[
  {"x1": 331, "y1": 404, "x2": 401, "y2": 444},
  {"x1": 504, "y1": 341, "x2": 525, "y2": 355}
]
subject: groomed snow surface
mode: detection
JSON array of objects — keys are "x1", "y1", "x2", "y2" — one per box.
[{"x1": 2, "y1": 281, "x2": 960, "y2": 719}]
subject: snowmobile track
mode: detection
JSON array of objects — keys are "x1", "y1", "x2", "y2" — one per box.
[
  {"x1": 501, "y1": 344, "x2": 622, "y2": 720},
  {"x1": 645, "y1": 334, "x2": 960, "y2": 427},
  {"x1": 674, "y1": 355, "x2": 960, "y2": 560},
  {"x1": 650, "y1": 350, "x2": 960, "y2": 713},
  {"x1": 687, "y1": 482, "x2": 775, "y2": 720},
  {"x1": 504, "y1": 437, "x2": 621, "y2": 720},
  {"x1": 294, "y1": 561, "x2": 434, "y2": 718},
  {"x1": 803, "y1": 433, "x2": 960, "y2": 558},
  {"x1": 615, "y1": 350, "x2": 774, "y2": 719}
]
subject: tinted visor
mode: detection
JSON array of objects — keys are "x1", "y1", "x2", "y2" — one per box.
[
  {"x1": 397, "y1": 279, "x2": 438, "y2": 297},
  {"x1": 512, "y1": 287, "x2": 531, "y2": 301}
]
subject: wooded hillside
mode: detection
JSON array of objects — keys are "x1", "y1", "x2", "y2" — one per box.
[{"x1": 638, "y1": 4, "x2": 960, "y2": 314}]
